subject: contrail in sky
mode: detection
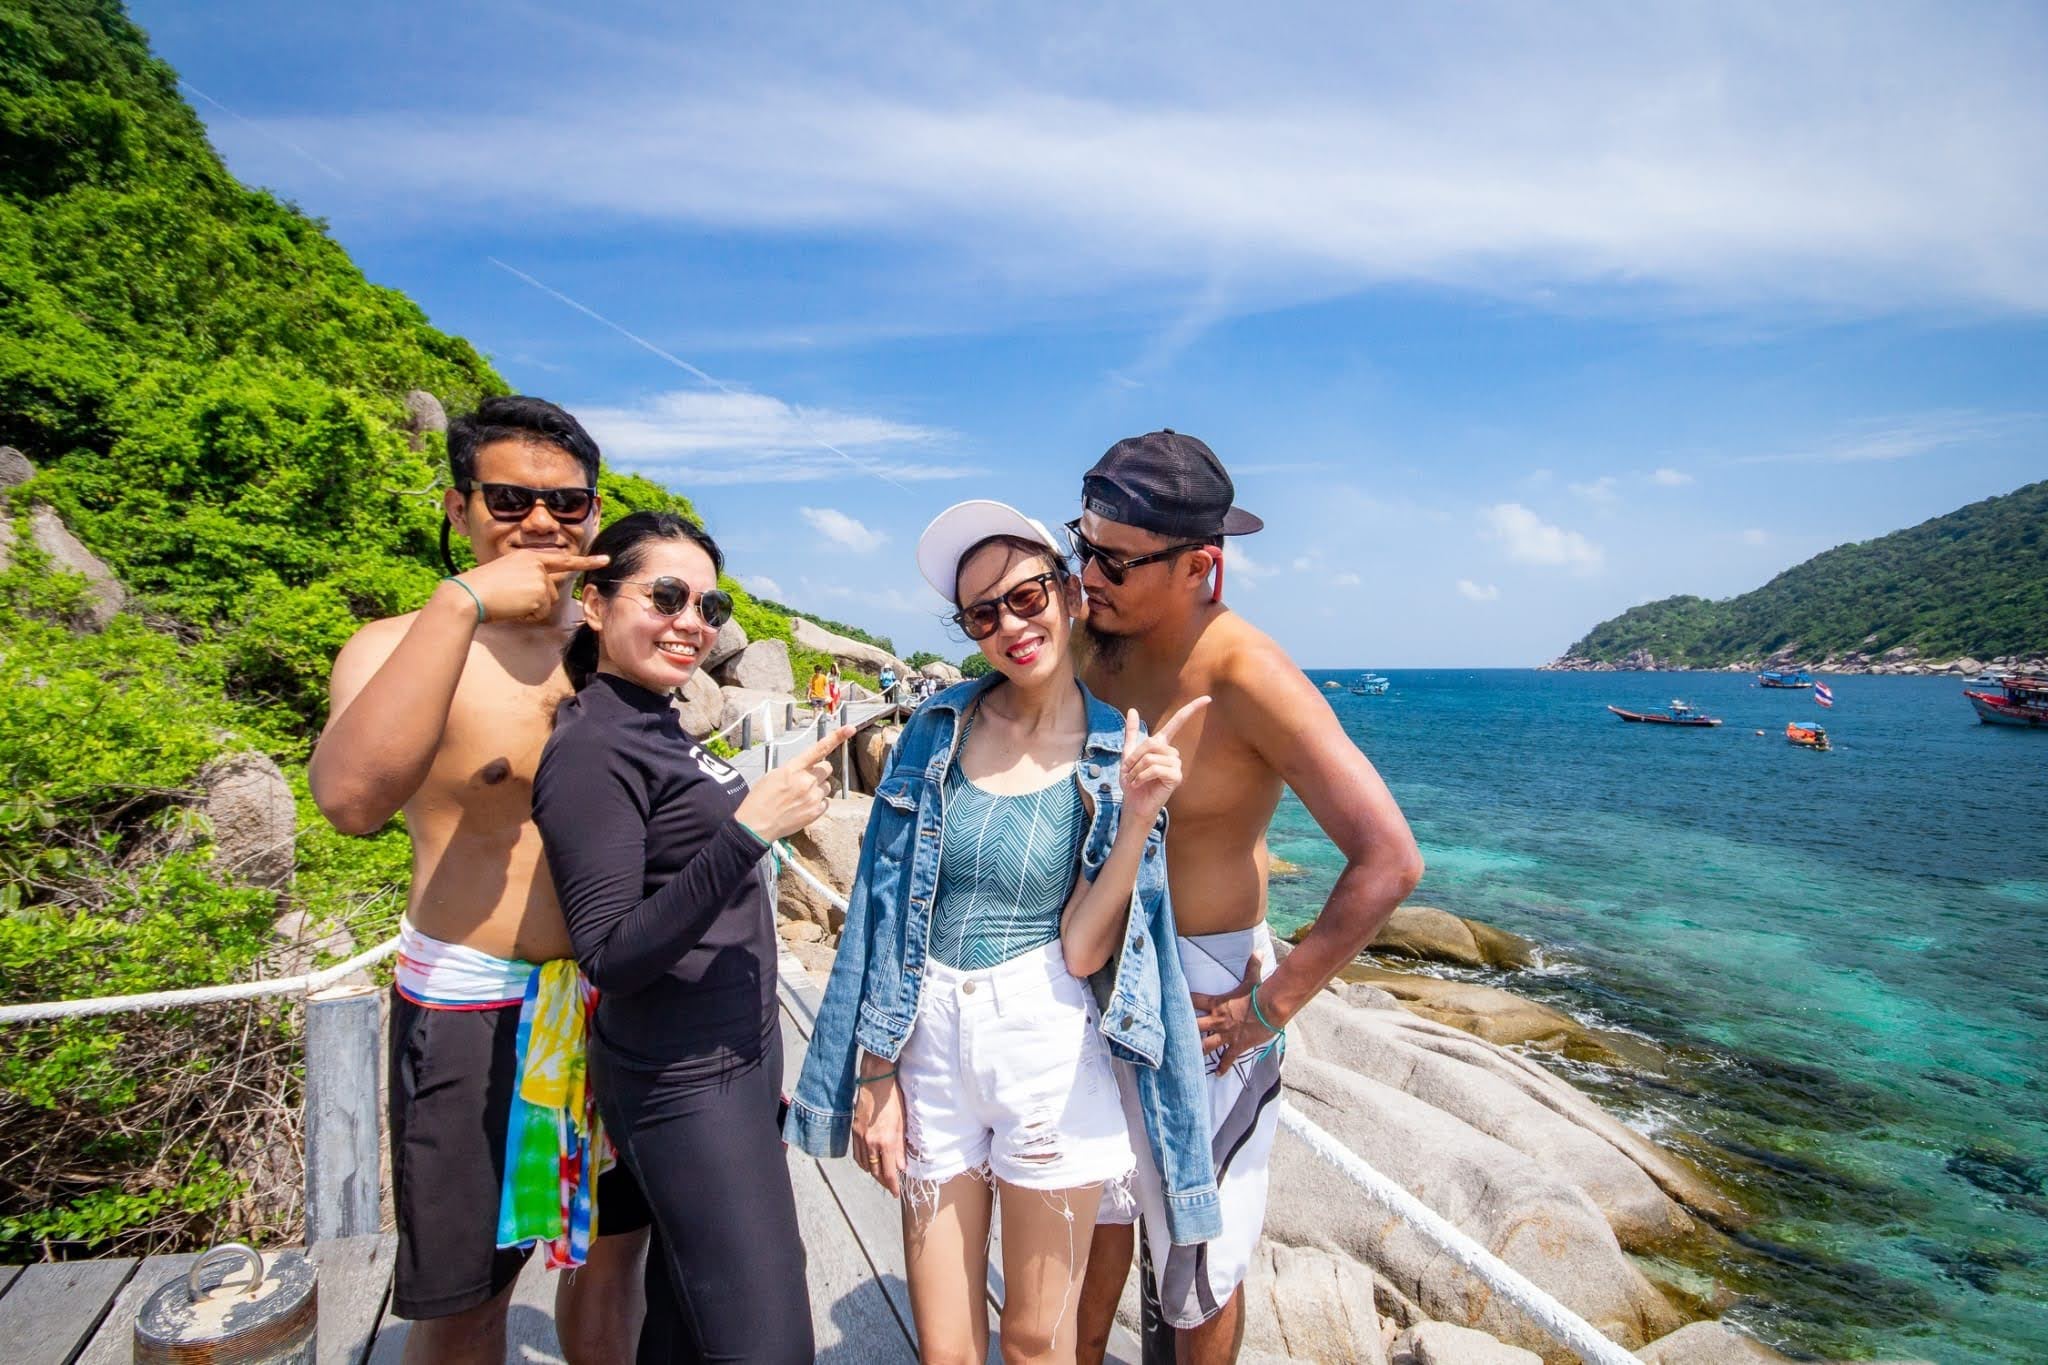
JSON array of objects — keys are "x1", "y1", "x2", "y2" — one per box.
[
  {"x1": 486, "y1": 256, "x2": 915, "y2": 494},
  {"x1": 180, "y1": 80, "x2": 346, "y2": 181}
]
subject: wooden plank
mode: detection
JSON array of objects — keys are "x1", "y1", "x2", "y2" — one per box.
[
  {"x1": 0, "y1": 1258, "x2": 135, "y2": 1365},
  {"x1": 0, "y1": 1265, "x2": 20, "y2": 1299},
  {"x1": 791, "y1": 1153, "x2": 916, "y2": 1363},
  {"x1": 74, "y1": 1252, "x2": 197, "y2": 1365},
  {"x1": 309, "y1": 1233, "x2": 396, "y2": 1365}
]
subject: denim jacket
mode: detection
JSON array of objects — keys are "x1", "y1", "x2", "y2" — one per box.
[{"x1": 784, "y1": 674, "x2": 1222, "y2": 1245}]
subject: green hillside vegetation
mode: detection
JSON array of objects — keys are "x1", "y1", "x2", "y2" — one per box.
[
  {"x1": 1563, "y1": 479, "x2": 2048, "y2": 667},
  {"x1": 0, "y1": 0, "x2": 860, "y2": 1256}
]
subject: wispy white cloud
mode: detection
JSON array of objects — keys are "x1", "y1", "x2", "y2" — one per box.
[
  {"x1": 1331, "y1": 571, "x2": 1362, "y2": 588},
  {"x1": 1481, "y1": 503, "x2": 1603, "y2": 572},
  {"x1": 1742, "y1": 528, "x2": 1769, "y2": 546},
  {"x1": 1651, "y1": 467, "x2": 1694, "y2": 487},
  {"x1": 580, "y1": 390, "x2": 979, "y2": 486},
  {"x1": 1570, "y1": 475, "x2": 1620, "y2": 505},
  {"x1": 228, "y1": 4, "x2": 2048, "y2": 317},
  {"x1": 739, "y1": 573, "x2": 785, "y2": 599},
  {"x1": 1224, "y1": 544, "x2": 1277, "y2": 589},
  {"x1": 1292, "y1": 555, "x2": 1316, "y2": 572},
  {"x1": 1457, "y1": 579, "x2": 1501, "y2": 601},
  {"x1": 800, "y1": 506, "x2": 889, "y2": 553},
  {"x1": 1743, "y1": 410, "x2": 2041, "y2": 464}
]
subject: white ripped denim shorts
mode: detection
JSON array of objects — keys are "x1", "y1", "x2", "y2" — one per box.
[{"x1": 898, "y1": 940, "x2": 1137, "y2": 1195}]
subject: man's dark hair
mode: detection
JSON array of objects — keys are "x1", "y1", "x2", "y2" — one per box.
[{"x1": 447, "y1": 395, "x2": 602, "y2": 488}]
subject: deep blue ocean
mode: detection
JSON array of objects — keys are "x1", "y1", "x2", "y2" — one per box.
[{"x1": 1273, "y1": 671, "x2": 2048, "y2": 1364}]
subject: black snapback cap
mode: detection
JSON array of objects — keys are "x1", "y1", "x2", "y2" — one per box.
[{"x1": 1081, "y1": 429, "x2": 1264, "y2": 539}]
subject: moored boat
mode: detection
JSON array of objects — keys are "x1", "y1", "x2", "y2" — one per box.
[
  {"x1": 1609, "y1": 700, "x2": 1722, "y2": 727},
  {"x1": 1785, "y1": 721, "x2": 1831, "y2": 750},
  {"x1": 1348, "y1": 673, "x2": 1391, "y2": 696},
  {"x1": 1758, "y1": 669, "x2": 1815, "y2": 689},
  {"x1": 1963, "y1": 673, "x2": 2048, "y2": 728}
]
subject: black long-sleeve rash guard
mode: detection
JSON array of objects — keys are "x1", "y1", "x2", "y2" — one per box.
[{"x1": 533, "y1": 670, "x2": 777, "y2": 1078}]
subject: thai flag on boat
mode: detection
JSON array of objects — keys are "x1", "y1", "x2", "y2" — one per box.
[{"x1": 1814, "y1": 682, "x2": 1834, "y2": 708}]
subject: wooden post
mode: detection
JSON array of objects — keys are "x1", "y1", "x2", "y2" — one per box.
[
  {"x1": 739, "y1": 711, "x2": 755, "y2": 751},
  {"x1": 785, "y1": 700, "x2": 799, "y2": 729},
  {"x1": 304, "y1": 983, "x2": 381, "y2": 1245},
  {"x1": 835, "y1": 705, "x2": 853, "y2": 793}
]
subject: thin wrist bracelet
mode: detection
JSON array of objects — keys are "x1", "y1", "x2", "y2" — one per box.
[
  {"x1": 855, "y1": 1069, "x2": 898, "y2": 1086},
  {"x1": 1250, "y1": 980, "x2": 1284, "y2": 1035},
  {"x1": 441, "y1": 576, "x2": 486, "y2": 625}
]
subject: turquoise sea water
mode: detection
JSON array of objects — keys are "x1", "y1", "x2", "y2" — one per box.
[{"x1": 1271, "y1": 671, "x2": 2048, "y2": 1364}]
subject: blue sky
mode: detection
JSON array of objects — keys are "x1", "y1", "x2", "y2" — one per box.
[{"x1": 135, "y1": 1, "x2": 2047, "y2": 666}]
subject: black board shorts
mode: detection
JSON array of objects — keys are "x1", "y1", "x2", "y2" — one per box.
[{"x1": 388, "y1": 989, "x2": 652, "y2": 1320}]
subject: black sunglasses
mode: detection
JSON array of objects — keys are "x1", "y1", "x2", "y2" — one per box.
[
  {"x1": 615, "y1": 578, "x2": 734, "y2": 628},
  {"x1": 1063, "y1": 520, "x2": 1212, "y2": 586},
  {"x1": 466, "y1": 482, "x2": 598, "y2": 524},
  {"x1": 953, "y1": 571, "x2": 1063, "y2": 641}
]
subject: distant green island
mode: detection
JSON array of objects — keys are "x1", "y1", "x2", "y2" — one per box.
[{"x1": 1549, "y1": 478, "x2": 2048, "y2": 673}]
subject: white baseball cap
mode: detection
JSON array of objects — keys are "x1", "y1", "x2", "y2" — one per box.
[{"x1": 915, "y1": 500, "x2": 1065, "y2": 603}]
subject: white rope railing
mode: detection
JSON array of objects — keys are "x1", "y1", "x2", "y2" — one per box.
[
  {"x1": 0, "y1": 934, "x2": 401, "y2": 1024},
  {"x1": 772, "y1": 849, "x2": 1639, "y2": 1365}
]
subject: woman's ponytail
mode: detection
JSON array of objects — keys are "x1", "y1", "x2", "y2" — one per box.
[{"x1": 564, "y1": 622, "x2": 600, "y2": 692}]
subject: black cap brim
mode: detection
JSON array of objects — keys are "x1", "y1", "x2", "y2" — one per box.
[{"x1": 1221, "y1": 506, "x2": 1264, "y2": 536}]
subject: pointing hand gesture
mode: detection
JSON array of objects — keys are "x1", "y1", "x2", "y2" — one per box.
[
  {"x1": 1121, "y1": 696, "x2": 1210, "y2": 822},
  {"x1": 735, "y1": 726, "x2": 857, "y2": 843},
  {"x1": 453, "y1": 548, "x2": 611, "y2": 624}
]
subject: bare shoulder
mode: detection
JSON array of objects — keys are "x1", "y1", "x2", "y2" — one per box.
[
  {"x1": 1201, "y1": 611, "x2": 1323, "y2": 726},
  {"x1": 333, "y1": 610, "x2": 420, "y2": 677}
]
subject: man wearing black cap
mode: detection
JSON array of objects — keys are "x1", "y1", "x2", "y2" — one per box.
[{"x1": 1070, "y1": 431, "x2": 1424, "y2": 1365}]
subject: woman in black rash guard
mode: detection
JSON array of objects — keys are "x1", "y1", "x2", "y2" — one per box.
[{"x1": 532, "y1": 511, "x2": 850, "y2": 1363}]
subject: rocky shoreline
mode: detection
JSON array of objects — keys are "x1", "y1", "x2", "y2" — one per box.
[
  {"x1": 1541, "y1": 644, "x2": 2045, "y2": 677},
  {"x1": 771, "y1": 813, "x2": 1924, "y2": 1364}
]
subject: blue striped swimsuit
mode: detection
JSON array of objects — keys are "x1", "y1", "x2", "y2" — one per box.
[{"x1": 929, "y1": 715, "x2": 1086, "y2": 971}]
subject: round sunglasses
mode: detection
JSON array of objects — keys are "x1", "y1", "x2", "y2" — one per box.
[
  {"x1": 465, "y1": 481, "x2": 599, "y2": 524},
  {"x1": 614, "y1": 577, "x2": 735, "y2": 628},
  {"x1": 1063, "y1": 519, "x2": 1212, "y2": 585},
  {"x1": 953, "y1": 571, "x2": 1063, "y2": 641}
]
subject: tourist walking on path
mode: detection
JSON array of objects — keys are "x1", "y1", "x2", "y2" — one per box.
[
  {"x1": 533, "y1": 511, "x2": 851, "y2": 1364},
  {"x1": 308, "y1": 396, "x2": 649, "y2": 1365},
  {"x1": 1069, "y1": 431, "x2": 1425, "y2": 1365},
  {"x1": 787, "y1": 500, "x2": 1222, "y2": 1365},
  {"x1": 809, "y1": 664, "x2": 831, "y2": 706}
]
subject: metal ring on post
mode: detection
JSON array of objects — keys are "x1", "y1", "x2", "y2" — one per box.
[{"x1": 187, "y1": 1241, "x2": 266, "y2": 1298}]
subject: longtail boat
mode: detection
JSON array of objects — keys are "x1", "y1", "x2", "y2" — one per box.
[
  {"x1": 1786, "y1": 721, "x2": 1831, "y2": 750},
  {"x1": 1758, "y1": 669, "x2": 1815, "y2": 689},
  {"x1": 1608, "y1": 700, "x2": 1722, "y2": 727},
  {"x1": 1963, "y1": 673, "x2": 2048, "y2": 728}
]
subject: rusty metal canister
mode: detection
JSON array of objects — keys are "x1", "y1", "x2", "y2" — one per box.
[{"x1": 133, "y1": 1242, "x2": 317, "y2": 1363}]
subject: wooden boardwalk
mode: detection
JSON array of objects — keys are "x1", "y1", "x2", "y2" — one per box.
[
  {"x1": 0, "y1": 957, "x2": 1140, "y2": 1364},
  {"x1": 722, "y1": 697, "x2": 904, "y2": 786}
]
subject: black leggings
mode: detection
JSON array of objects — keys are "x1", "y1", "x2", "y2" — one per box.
[{"x1": 593, "y1": 1043, "x2": 812, "y2": 1365}]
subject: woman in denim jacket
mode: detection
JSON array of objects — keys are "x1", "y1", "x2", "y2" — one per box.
[{"x1": 785, "y1": 500, "x2": 1219, "y2": 1363}]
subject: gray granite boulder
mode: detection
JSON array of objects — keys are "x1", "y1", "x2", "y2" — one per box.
[
  {"x1": 790, "y1": 616, "x2": 907, "y2": 678},
  {"x1": 704, "y1": 617, "x2": 749, "y2": 671},
  {"x1": 714, "y1": 638, "x2": 795, "y2": 694},
  {"x1": 1368, "y1": 905, "x2": 1533, "y2": 969},
  {"x1": 403, "y1": 390, "x2": 447, "y2": 450},
  {"x1": 776, "y1": 795, "x2": 870, "y2": 932},
  {"x1": 29, "y1": 505, "x2": 125, "y2": 628},
  {"x1": 1391, "y1": 1322, "x2": 1541, "y2": 1365},
  {"x1": 0, "y1": 446, "x2": 33, "y2": 488},
  {"x1": 672, "y1": 669, "x2": 723, "y2": 738},
  {"x1": 1268, "y1": 995, "x2": 1690, "y2": 1355},
  {"x1": 201, "y1": 752, "x2": 298, "y2": 891}
]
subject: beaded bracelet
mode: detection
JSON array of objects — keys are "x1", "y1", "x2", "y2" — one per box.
[
  {"x1": 1249, "y1": 980, "x2": 1284, "y2": 1036},
  {"x1": 441, "y1": 576, "x2": 486, "y2": 625},
  {"x1": 855, "y1": 1069, "x2": 898, "y2": 1086}
]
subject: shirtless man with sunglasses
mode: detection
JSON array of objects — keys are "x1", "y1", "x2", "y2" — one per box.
[
  {"x1": 1070, "y1": 431, "x2": 1424, "y2": 1365},
  {"x1": 310, "y1": 396, "x2": 652, "y2": 1365}
]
